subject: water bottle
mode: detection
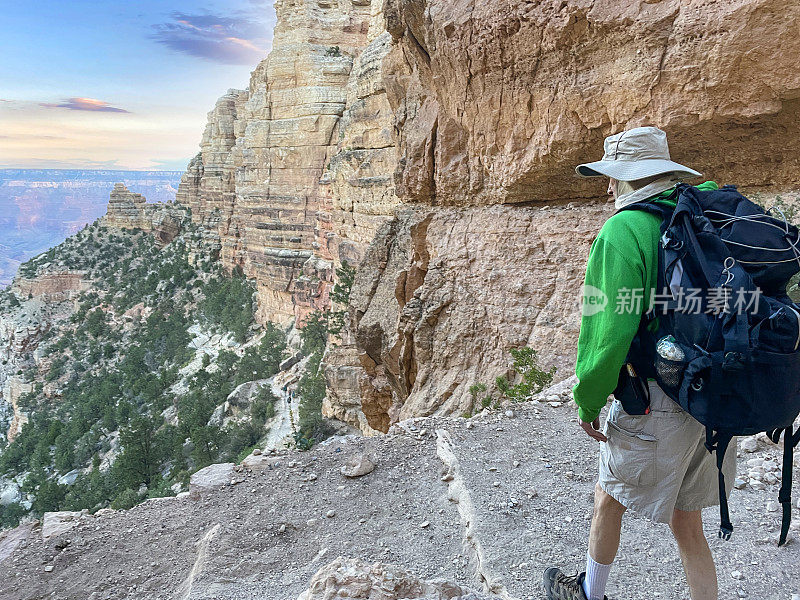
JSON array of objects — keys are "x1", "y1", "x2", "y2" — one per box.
[
  {"x1": 656, "y1": 335, "x2": 685, "y2": 389},
  {"x1": 657, "y1": 335, "x2": 684, "y2": 361}
]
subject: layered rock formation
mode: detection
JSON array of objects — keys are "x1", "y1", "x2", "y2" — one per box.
[
  {"x1": 104, "y1": 183, "x2": 187, "y2": 246},
  {"x1": 326, "y1": 0, "x2": 800, "y2": 432},
  {"x1": 11, "y1": 271, "x2": 89, "y2": 303},
  {"x1": 0, "y1": 300, "x2": 59, "y2": 442},
  {"x1": 175, "y1": 89, "x2": 247, "y2": 258},
  {"x1": 179, "y1": 0, "x2": 800, "y2": 432},
  {"x1": 176, "y1": 0, "x2": 400, "y2": 327}
]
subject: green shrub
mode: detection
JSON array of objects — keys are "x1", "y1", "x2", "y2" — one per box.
[
  {"x1": 111, "y1": 488, "x2": 140, "y2": 510},
  {"x1": 496, "y1": 347, "x2": 556, "y2": 402},
  {"x1": 300, "y1": 311, "x2": 328, "y2": 357},
  {"x1": 294, "y1": 353, "x2": 332, "y2": 449},
  {"x1": 0, "y1": 503, "x2": 25, "y2": 528},
  {"x1": 200, "y1": 268, "x2": 255, "y2": 342},
  {"x1": 328, "y1": 261, "x2": 356, "y2": 337},
  {"x1": 251, "y1": 386, "x2": 278, "y2": 426}
]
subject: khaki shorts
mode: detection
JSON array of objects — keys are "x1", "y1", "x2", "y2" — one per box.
[{"x1": 598, "y1": 380, "x2": 737, "y2": 524}]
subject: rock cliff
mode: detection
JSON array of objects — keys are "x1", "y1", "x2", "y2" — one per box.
[
  {"x1": 175, "y1": 0, "x2": 399, "y2": 329},
  {"x1": 11, "y1": 271, "x2": 89, "y2": 303},
  {"x1": 103, "y1": 183, "x2": 187, "y2": 246},
  {"x1": 383, "y1": 0, "x2": 800, "y2": 205},
  {"x1": 178, "y1": 0, "x2": 800, "y2": 433}
]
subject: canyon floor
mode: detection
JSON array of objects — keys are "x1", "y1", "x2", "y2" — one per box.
[{"x1": 0, "y1": 399, "x2": 798, "y2": 600}]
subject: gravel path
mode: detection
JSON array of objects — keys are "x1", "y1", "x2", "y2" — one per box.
[
  {"x1": 0, "y1": 399, "x2": 797, "y2": 600},
  {"x1": 262, "y1": 374, "x2": 300, "y2": 452}
]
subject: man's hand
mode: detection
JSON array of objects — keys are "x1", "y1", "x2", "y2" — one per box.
[{"x1": 580, "y1": 417, "x2": 607, "y2": 442}]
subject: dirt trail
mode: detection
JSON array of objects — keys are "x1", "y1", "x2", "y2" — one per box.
[
  {"x1": 262, "y1": 372, "x2": 300, "y2": 451},
  {"x1": 1, "y1": 400, "x2": 798, "y2": 600}
]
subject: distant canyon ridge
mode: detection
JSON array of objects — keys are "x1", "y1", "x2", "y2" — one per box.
[{"x1": 0, "y1": 170, "x2": 181, "y2": 287}]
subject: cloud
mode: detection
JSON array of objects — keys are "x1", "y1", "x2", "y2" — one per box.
[
  {"x1": 0, "y1": 134, "x2": 65, "y2": 140},
  {"x1": 151, "y1": 12, "x2": 271, "y2": 65},
  {"x1": 40, "y1": 97, "x2": 130, "y2": 113}
]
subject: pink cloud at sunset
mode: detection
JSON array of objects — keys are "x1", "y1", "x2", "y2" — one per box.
[{"x1": 40, "y1": 97, "x2": 131, "y2": 113}]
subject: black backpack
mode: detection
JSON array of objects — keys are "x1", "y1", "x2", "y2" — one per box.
[{"x1": 614, "y1": 182, "x2": 800, "y2": 546}]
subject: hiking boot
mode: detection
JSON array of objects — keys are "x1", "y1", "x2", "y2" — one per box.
[{"x1": 542, "y1": 568, "x2": 607, "y2": 600}]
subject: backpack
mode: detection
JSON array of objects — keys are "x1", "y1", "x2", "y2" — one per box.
[{"x1": 614, "y1": 182, "x2": 800, "y2": 546}]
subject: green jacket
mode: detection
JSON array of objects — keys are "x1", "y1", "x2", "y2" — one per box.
[{"x1": 572, "y1": 181, "x2": 719, "y2": 423}]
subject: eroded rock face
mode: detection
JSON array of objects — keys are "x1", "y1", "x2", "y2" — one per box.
[
  {"x1": 104, "y1": 184, "x2": 187, "y2": 246},
  {"x1": 382, "y1": 0, "x2": 800, "y2": 205},
  {"x1": 327, "y1": 201, "x2": 611, "y2": 431},
  {"x1": 177, "y1": 0, "x2": 800, "y2": 431},
  {"x1": 176, "y1": 0, "x2": 390, "y2": 327},
  {"x1": 0, "y1": 300, "x2": 54, "y2": 442},
  {"x1": 11, "y1": 271, "x2": 89, "y2": 302},
  {"x1": 175, "y1": 90, "x2": 247, "y2": 259},
  {"x1": 321, "y1": 5, "x2": 401, "y2": 268}
]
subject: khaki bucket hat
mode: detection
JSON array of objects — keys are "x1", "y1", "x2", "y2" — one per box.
[{"x1": 576, "y1": 126, "x2": 701, "y2": 181}]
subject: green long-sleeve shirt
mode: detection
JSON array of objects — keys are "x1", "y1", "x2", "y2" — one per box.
[{"x1": 572, "y1": 181, "x2": 719, "y2": 423}]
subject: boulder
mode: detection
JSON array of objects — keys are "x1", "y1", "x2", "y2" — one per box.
[
  {"x1": 297, "y1": 556, "x2": 487, "y2": 600},
  {"x1": 189, "y1": 463, "x2": 235, "y2": 496},
  {"x1": 41, "y1": 511, "x2": 83, "y2": 540},
  {"x1": 340, "y1": 454, "x2": 376, "y2": 478}
]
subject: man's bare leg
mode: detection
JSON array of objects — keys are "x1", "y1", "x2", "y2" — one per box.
[
  {"x1": 543, "y1": 483, "x2": 627, "y2": 600},
  {"x1": 670, "y1": 508, "x2": 718, "y2": 600},
  {"x1": 575, "y1": 483, "x2": 628, "y2": 599},
  {"x1": 589, "y1": 482, "x2": 627, "y2": 563}
]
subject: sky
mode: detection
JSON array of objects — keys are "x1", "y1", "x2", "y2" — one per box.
[{"x1": 0, "y1": 0, "x2": 277, "y2": 171}]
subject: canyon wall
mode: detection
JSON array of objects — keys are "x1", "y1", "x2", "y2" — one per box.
[
  {"x1": 176, "y1": 0, "x2": 400, "y2": 328},
  {"x1": 180, "y1": 0, "x2": 800, "y2": 433},
  {"x1": 383, "y1": 0, "x2": 800, "y2": 205}
]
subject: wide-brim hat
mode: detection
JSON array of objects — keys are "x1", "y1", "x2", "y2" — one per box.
[{"x1": 576, "y1": 126, "x2": 701, "y2": 181}]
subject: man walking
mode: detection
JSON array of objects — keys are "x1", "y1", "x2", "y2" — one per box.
[{"x1": 543, "y1": 127, "x2": 736, "y2": 600}]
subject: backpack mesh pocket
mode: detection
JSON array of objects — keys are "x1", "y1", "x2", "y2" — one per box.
[{"x1": 655, "y1": 354, "x2": 685, "y2": 390}]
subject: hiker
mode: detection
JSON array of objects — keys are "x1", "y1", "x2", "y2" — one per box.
[{"x1": 543, "y1": 127, "x2": 737, "y2": 600}]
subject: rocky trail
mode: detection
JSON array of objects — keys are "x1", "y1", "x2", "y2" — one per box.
[
  {"x1": 262, "y1": 372, "x2": 300, "y2": 452},
  {"x1": 0, "y1": 396, "x2": 798, "y2": 600}
]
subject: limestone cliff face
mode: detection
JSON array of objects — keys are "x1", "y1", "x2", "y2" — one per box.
[
  {"x1": 11, "y1": 272, "x2": 89, "y2": 303},
  {"x1": 180, "y1": 0, "x2": 800, "y2": 433},
  {"x1": 382, "y1": 0, "x2": 800, "y2": 205},
  {"x1": 0, "y1": 300, "x2": 64, "y2": 442},
  {"x1": 325, "y1": 0, "x2": 800, "y2": 432},
  {"x1": 175, "y1": 90, "x2": 247, "y2": 258},
  {"x1": 176, "y1": 0, "x2": 396, "y2": 327}
]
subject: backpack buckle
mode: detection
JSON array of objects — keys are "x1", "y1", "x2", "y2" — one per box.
[
  {"x1": 661, "y1": 232, "x2": 683, "y2": 250},
  {"x1": 723, "y1": 351, "x2": 744, "y2": 369}
]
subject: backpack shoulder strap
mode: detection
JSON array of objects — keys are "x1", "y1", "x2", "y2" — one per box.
[{"x1": 615, "y1": 198, "x2": 675, "y2": 223}]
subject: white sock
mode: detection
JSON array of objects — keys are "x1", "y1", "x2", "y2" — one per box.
[{"x1": 583, "y1": 551, "x2": 612, "y2": 600}]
